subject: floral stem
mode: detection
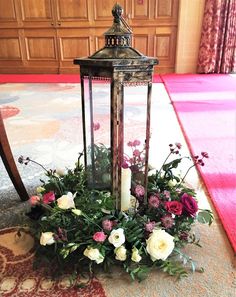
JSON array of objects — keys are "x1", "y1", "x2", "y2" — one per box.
[
  {"x1": 155, "y1": 152, "x2": 172, "y2": 178},
  {"x1": 28, "y1": 158, "x2": 50, "y2": 173},
  {"x1": 179, "y1": 164, "x2": 196, "y2": 184}
]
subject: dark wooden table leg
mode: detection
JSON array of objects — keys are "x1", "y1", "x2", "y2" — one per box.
[{"x1": 0, "y1": 115, "x2": 29, "y2": 201}]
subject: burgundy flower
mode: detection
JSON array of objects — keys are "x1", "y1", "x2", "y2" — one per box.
[
  {"x1": 134, "y1": 185, "x2": 145, "y2": 197},
  {"x1": 179, "y1": 231, "x2": 189, "y2": 241},
  {"x1": 42, "y1": 191, "x2": 55, "y2": 204},
  {"x1": 54, "y1": 227, "x2": 67, "y2": 242},
  {"x1": 161, "y1": 214, "x2": 174, "y2": 229},
  {"x1": 145, "y1": 221, "x2": 156, "y2": 232},
  {"x1": 148, "y1": 195, "x2": 160, "y2": 208},
  {"x1": 175, "y1": 142, "x2": 182, "y2": 149},
  {"x1": 102, "y1": 219, "x2": 113, "y2": 231},
  {"x1": 165, "y1": 201, "x2": 183, "y2": 215},
  {"x1": 122, "y1": 162, "x2": 129, "y2": 169},
  {"x1": 201, "y1": 152, "x2": 209, "y2": 158},
  {"x1": 181, "y1": 193, "x2": 198, "y2": 216}
]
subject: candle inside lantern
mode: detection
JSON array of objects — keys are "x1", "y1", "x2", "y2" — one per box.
[{"x1": 121, "y1": 167, "x2": 131, "y2": 211}]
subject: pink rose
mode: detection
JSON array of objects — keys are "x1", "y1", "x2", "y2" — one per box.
[
  {"x1": 42, "y1": 191, "x2": 55, "y2": 204},
  {"x1": 134, "y1": 185, "x2": 145, "y2": 197},
  {"x1": 165, "y1": 201, "x2": 183, "y2": 215},
  {"x1": 102, "y1": 219, "x2": 113, "y2": 231},
  {"x1": 93, "y1": 231, "x2": 107, "y2": 242},
  {"x1": 29, "y1": 195, "x2": 40, "y2": 206},
  {"x1": 148, "y1": 195, "x2": 160, "y2": 208},
  {"x1": 181, "y1": 193, "x2": 198, "y2": 217}
]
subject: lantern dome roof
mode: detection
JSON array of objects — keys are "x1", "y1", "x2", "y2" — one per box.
[{"x1": 89, "y1": 3, "x2": 145, "y2": 59}]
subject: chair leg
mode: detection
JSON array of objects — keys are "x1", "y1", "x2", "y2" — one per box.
[{"x1": 0, "y1": 116, "x2": 29, "y2": 201}]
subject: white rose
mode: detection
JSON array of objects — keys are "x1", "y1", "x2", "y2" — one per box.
[
  {"x1": 57, "y1": 192, "x2": 75, "y2": 209},
  {"x1": 168, "y1": 179, "x2": 177, "y2": 187},
  {"x1": 108, "y1": 228, "x2": 125, "y2": 248},
  {"x1": 131, "y1": 247, "x2": 142, "y2": 263},
  {"x1": 83, "y1": 247, "x2": 104, "y2": 264},
  {"x1": 146, "y1": 229, "x2": 174, "y2": 261},
  {"x1": 72, "y1": 208, "x2": 82, "y2": 216},
  {"x1": 40, "y1": 232, "x2": 55, "y2": 246},
  {"x1": 55, "y1": 167, "x2": 66, "y2": 176},
  {"x1": 36, "y1": 186, "x2": 45, "y2": 193},
  {"x1": 115, "y1": 245, "x2": 127, "y2": 261}
]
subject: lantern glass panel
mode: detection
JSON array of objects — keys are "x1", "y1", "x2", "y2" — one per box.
[
  {"x1": 83, "y1": 77, "x2": 111, "y2": 190},
  {"x1": 123, "y1": 84, "x2": 148, "y2": 185}
]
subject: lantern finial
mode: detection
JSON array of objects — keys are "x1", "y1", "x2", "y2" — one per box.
[{"x1": 112, "y1": 3, "x2": 123, "y2": 22}]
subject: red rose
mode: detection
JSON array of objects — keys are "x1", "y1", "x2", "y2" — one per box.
[
  {"x1": 181, "y1": 193, "x2": 198, "y2": 216},
  {"x1": 165, "y1": 201, "x2": 183, "y2": 215}
]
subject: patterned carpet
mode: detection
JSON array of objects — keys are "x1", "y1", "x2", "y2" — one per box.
[{"x1": 0, "y1": 227, "x2": 106, "y2": 297}]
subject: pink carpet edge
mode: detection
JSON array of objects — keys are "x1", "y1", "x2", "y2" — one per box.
[{"x1": 161, "y1": 73, "x2": 236, "y2": 254}]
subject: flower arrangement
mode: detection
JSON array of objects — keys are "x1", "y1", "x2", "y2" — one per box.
[{"x1": 19, "y1": 142, "x2": 213, "y2": 283}]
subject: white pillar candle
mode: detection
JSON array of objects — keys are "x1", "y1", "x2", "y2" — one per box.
[{"x1": 121, "y1": 168, "x2": 131, "y2": 211}]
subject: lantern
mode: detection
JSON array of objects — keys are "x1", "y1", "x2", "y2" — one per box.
[{"x1": 74, "y1": 3, "x2": 158, "y2": 211}]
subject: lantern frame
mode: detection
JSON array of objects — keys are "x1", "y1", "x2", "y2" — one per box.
[{"x1": 74, "y1": 4, "x2": 158, "y2": 210}]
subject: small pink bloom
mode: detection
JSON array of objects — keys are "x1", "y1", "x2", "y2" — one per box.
[
  {"x1": 133, "y1": 139, "x2": 141, "y2": 146},
  {"x1": 134, "y1": 185, "x2": 145, "y2": 197},
  {"x1": 29, "y1": 195, "x2": 40, "y2": 206},
  {"x1": 148, "y1": 195, "x2": 160, "y2": 208},
  {"x1": 133, "y1": 149, "x2": 141, "y2": 157},
  {"x1": 93, "y1": 231, "x2": 107, "y2": 242},
  {"x1": 161, "y1": 214, "x2": 174, "y2": 229},
  {"x1": 102, "y1": 219, "x2": 113, "y2": 231},
  {"x1": 127, "y1": 141, "x2": 134, "y2": 147},
  {"x1": 163, "y1": 190, "x2": 170, "y2": 199},
  {"x1": 175, "y1": 142, "x2": 182, "y2": 149},
  {"x1": 93, "y1": 122, "x2": 100, "y2": 131},
  {"x1": 42, "y1": 191, "x2": 55, "y2": 204},
  {"x1": 145, "y1": 221, "x2": 156, "y2": 232}
]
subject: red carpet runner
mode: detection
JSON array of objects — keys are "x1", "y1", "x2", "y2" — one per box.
[
  {"x1": 161, "y1": 74, "x2": 236, "y2": 253},
  {"x1": 0, "y1": 74, "x2": 162, "y2": 83}
]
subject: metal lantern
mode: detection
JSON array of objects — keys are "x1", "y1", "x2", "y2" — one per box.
[{"x1": 74, "y1": 3, "x2": 158, "y2": 211}]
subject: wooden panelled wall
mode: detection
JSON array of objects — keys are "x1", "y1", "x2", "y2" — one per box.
[{"x1": 0, "y1": 0, "x2": 179, "y2": 74}]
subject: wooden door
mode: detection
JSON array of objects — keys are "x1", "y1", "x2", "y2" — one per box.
[
  {"x1": 0, "y1": 0, "x2": 24, "y2": 73},
  {"x1": 0, "y1": 0, "x2": 179, "y2": 74},
  {"x1": 14, "y1": 0, "x2": 59, "y2": 73},
  {"x1": 55, "y1": 0, "x2": 93, "y2": 73},
  {"x1": 128, "y1": 0, "x2": 178, "y2": 73}
]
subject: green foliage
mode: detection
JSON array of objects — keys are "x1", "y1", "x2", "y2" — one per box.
[
  {"x1": 197, "y1": 209, "x2": 214, "y2": 225},
  {"x1": 22, "y1": 143, "x2": 213, "y2": 284}
]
